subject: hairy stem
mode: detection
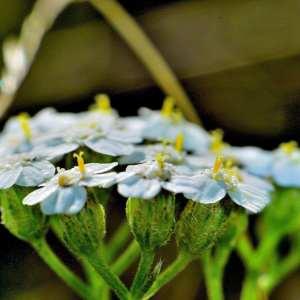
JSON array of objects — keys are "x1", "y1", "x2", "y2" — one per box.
[
  {"x1": 202, "y1": 253, "x2": 224, "y2": 300},
  {"x1": 142, "y1": 252, "x2": 192, "y2": 300},
  {"x1": 31, "y1": 238, "x2": 92, "y2": 299},
  {"x1": 131, "y1": 249, "x2": 155, "y2": 299},
  {"x1": 87, "y1": 251, "x2": 131, "y2": 300}
]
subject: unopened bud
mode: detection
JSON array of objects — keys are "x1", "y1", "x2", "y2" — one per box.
[
  {"x1": 1, "y1": 187, "x2": 47, "y2": 242},
  {"x1": 52, "y1": 200, "x2": 106, "y2": 256},
  {"x1": 126, "y1": 194, "x2": 175, "y2": 251},
  {"x1": 176, "y1": 201, "x2": 232, "y2": 257}
]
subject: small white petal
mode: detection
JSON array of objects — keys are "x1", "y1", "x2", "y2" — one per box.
[
  {"x1": 84, "y1": 162, "x2": 118, "y2": 174},
  {"x1": 41, "y1": 186, "x2": 87, "y2": 215},
  {"x1": 80, "y1": 172, "x2": 117, "y2": 188},
  {"x1": 228, "y1": 183, "x2": 271, "y2": 213},
  {"x1": 85, "y1": 138, "x2": 134, "y2": 156},
  {"x1": 184, "y1": 178, "x2": 226, "y2": 204},
  {"x1": 17, "y1": 161, "x2": 55, "y2": 187},
  {"x1": 23, "y1": 184, "x2": 58, "y2": 205},
  {"x1": 118, "y1": 177, "x2": 161, "y2": 199},
  {"x1": 272, "y1": 158, "x2": 300, "y2": 187},
  {"x1": 0, "y1": 167, "x2": 22, "y2": 189}
]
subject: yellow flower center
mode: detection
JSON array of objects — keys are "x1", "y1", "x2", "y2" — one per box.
[
  {"x1": 58, "y1": 174, "x2": 73, "y2": 187},
  {"x1": 156, "y1": 152, "x2": 166, "y2": 170},
  {"x1": 93, "y1": 94, "x2": 112, "y2": 114},
  {"x1": 211, "y1": 129, "x2": 226, "y2": 154},
  {"x1": 174, "y1": 132, "x2": 184, "y2": 152},
  {"x1": 280, "y1": 141, "x2": 298, "y2": 155},
  {"x1": 17, "y1": 113, "x2": 32, "y2": 140},
  {"x1": 73, "y1": 151, "x2": 86, "y2": 175}
]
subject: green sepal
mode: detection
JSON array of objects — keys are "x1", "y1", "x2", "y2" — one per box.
[
  {"x1": 176, "y1": 200, "x2": 232, "y2": 257},
  {"x1": 0, "y1": 187, "x2": 48, "y2": 242},
  {"x1": 51, "y1": 200, "x2": 106, "y2": 256},
  {"x1": 126, "y1": 194, "x2": 175, "y2": 251}
]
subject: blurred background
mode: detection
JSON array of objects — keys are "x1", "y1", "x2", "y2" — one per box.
[{"x1": 1, "y1": 0, "x2": 300, "y2": 299}]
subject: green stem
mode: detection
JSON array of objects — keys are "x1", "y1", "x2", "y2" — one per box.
[
  {"x1": 142, "y1": 252, "x2": 192, "y2": 300},
  {"x1": 107, "y1": 221, "x2": 131, "y2": 262},
  {"x1": 112, "y1": 240, "x2": 141, "y2": 275},
  {"x1": 82, "y1": 259, "x2": 106, "y2": 299},
  {"x1": 131, "y1": 249, "x2": 155, "y2": 299},
  {"x1": 264, "y1": 250, "x2": 300, "y2": 292},
  {"x1": 236, "y1": 233, "x2": 255, "y2": 269},
  {"x1": 87, "y1": 251, "x2": 131, "y2": 300},
  {"x1": 202, "y1": 253, "x2": 224, "y2": 300},
  {"x1": 89, "y1": 0, "x2": 200, "y2": 124},
  {"x1": 31, "y1": 238, "x2": 92, "y2": 299},
  {"x1": 241, "y1": 271, "x2": 268, "y2": 300}
]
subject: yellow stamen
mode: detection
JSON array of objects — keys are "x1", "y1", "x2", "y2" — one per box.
[
  {"x1": 224, "y1": 158, "x2": 234, "y2": 170},
  {"x1": 58, "y1": 175, "x2": 72, "y2": 187},
  {"x1": 73, "y1": 151, "x2": 86, "y2": 175},
  {"x1": 280, "y1": 141, "x2": 298, "y2": 155},
  {"x1": 212, "y1": 155, "x2": 223, "y2": 176},
  {"x1": 161, "y1": 96, "x2": 175, "y2": 117},
  {"x1": 94, "y1": 94, "x2": 112, "y2": 113},
  {"x1": 174, "y1": 133, "x2": 184, "y2": 152},
  {"x1": 211, "y1": 129, "x2": 226, "y2": 154},
  {"x1": 156, "y1": 153, "x2": 165, "y2": 170},
  {"x1": 17, "y1": 113, "x2": 32, "y2": 140}
]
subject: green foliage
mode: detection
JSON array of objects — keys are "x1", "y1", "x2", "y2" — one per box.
[
  {"x1": 0, "y1": 187, "x2": 47, "y2": 242},
  {"x1": 259, "y1": 187, "x2": 300, "y2": 237},
  {"x1": 176, "y1": 200, "x2": 232, "y2": 257},
  {"x1": 52, "y1": 200, "x2": 106, "y2": 256},
  {"x1": 126, "y1": 195, "x2": 175, "y2": 251}
]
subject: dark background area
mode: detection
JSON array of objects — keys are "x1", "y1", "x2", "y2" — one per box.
[{"x1": 1, "y1": 0, "x2": 300, "y2": 299}]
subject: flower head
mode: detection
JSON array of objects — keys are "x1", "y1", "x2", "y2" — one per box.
[
  {"x1": 23, "y1": 155, "x2": 118, "y2": 215},
  {"x1": 0, "y1": 153, "x2": 55, "y2": 189},
  {"x1": 138, "y1": 97, "x2": 210, "y2": 154},
  {"x1": 117, "y1": 154, "x2": 184, "y2": 199},
  {"x1": 165, "y1": 156, "x2": 273, "y2": 213}
]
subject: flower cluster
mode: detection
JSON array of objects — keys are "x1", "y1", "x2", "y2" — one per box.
[{"x1": 1, "y1": 94, "x2": 295, "y2": 215}]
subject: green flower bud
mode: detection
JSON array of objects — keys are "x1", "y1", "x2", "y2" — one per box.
[
  {"x1": 52, "y1": 200, "x2": 106, "y2": 256},
  {"x1": 176, "y1": 200, "x2": 232, "y2": 257},
  {"x1": 0, "y1": 187, "x2": 47, "y2": 242},
  {"x1": 126, "y1": 194, "x2": 175, "y2": 251}
]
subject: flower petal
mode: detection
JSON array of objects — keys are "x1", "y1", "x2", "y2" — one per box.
[
  {"x1": 272, "y1": 157, "x2": 300, "y2": 187},
  {"x1": 41, "y1": 186, "x2": 87, "y2": 215},
  {"x1": 118, "y1": 177, "x2": 161, "y2": 199},
  {"x1": 228, "y1": 183, "x2": 271, "y2": 213},
  {"x1": 84, "y1": 162, "x2": 118, "y2": 174},
  {"x1": 183, "y1": 178, "x2": 226, "y2": 204},
  {"x1": 23, "y1": 184, "x2": 58, "y2": 205},
  {"x1": 85, "y1": 138, "x2": 134, "y2": 156},
  {"x1": 0, "y1": 167, "x2": 22, "y2": 189},
  {"x1": 80, "y1": 172, "x2": 117, "y2": 188},
  {"x1": 17, "y1": 161, "x2": 55, "y2": 187}
]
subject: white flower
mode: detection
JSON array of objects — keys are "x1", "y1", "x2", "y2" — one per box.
[
  {"x1": 23, "y1": 152, "x2": 118, "y2": 215},
  {"x1": 0, "y1": 153, "x2": 55, "y2": 189},
  {"x1": 117, "y1": 155, "x2": 183, "y2": 199},
  {"x1": 138, "y1": 97, "x2": 210, "y2": 154},
  {"x1": 164, "y1": 156, "x2": 273, "y2": 213}
]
